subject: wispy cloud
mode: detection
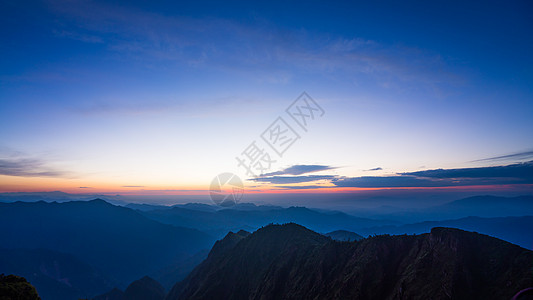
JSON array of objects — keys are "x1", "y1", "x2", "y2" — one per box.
[
  {"x1": 333, "y1": 161, "x2": 533, "y2": 188},
  {"x1": 364, "y1": 167, "x2": 383, "y2": 171},
  {"x1": 402, "y1": 161, "x2": 533, "y2": 180},
  {"x1": 0, "y1": 158, "x2": 67, "y2": 177},
  {"x1": 331, "y1": 176, "x2": 450, "y2": 188},
  {"x1": 52, "y1": 29, "x2": 104, "y2": 43},
  {"x1": 67, "y1": 94, "x2": 259, "y2": 117},
  {"x1": 251, "y1": 161, "x2": 533, "y2": 188},
  {"x1": 262, "y1": 165, "x2": 336, "y2": 176},
  {"x1": 122, "y1": 185, "x2": 145, "y2": 188},
  {"x1": 249, "y1": 175, "x2": 335, "y2": 184},
  {"x1": 273, "y1": 185, "x2": 334, "y2": 190},
  {"x1": 471, "y1": 151, "x2": 533, "y2": 163},
  {"x1": 44, "y1": 0, "x2": 460, "y2": 91}
]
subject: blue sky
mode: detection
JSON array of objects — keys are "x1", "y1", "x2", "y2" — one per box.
[{"x1": 0, "y1": 0, "x2": 532, "y2": 198}]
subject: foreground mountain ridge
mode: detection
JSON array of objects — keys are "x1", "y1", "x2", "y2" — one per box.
[
  {"x1": 168, "y1": 223, "x2": 533, "y2": 300},
  {"x1": 2, "y1": 198, "x2": 532, "y2": 299}
]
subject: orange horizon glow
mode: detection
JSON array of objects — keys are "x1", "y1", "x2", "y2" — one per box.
[{"x1": 1, "y1": 172, "x2": 531, "y2": 196}]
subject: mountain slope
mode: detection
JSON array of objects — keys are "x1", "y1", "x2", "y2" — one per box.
[
  {"x1": 151, "y1": 250, "x2": 210, "y2": 291},
  {"x1": 93, "y1": 287, "x2": 124, "y2": 300},
  {"x1": 325, "y1": 229, "x2": 363, "y2": 241},
  {"x1": 123, "y1": 276, "x2": 165, "y2": 300},
  {"x1": 352, "y1": 195, "x2": 533, "y2": 223},
  {"x1": 0, "y1": 200, "x2": 215, "y2": 286},
  {"x1": 425, "y1": 195, "x2": 533, "y2": 219},
  {"x1": 169, "y1": 224, "x2": 533, "y2": 300},
  {"x1": 142, "y1": 206, "x2": 397, "y2": 238},
  {"x1": 359, "y1": 215, "x2": 533, "y2": 249},
  {"x1": 0, "y1": 248, "x2": 111, "y2": 300}
]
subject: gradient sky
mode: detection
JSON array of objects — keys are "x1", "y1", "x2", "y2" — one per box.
[{"x1": 1, "y1": 0, "x2": 532, "y2": 200}]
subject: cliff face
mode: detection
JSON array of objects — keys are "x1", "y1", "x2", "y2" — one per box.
[
  {"x1": 0, "y1": 274, "x2": 41, "y2": 300},
  {"x1": 168, "y1": 224, "x2": 533, "y2": 300},
  {"x1": 123, "y1": 276, "x2": 165, "y2": 300}
]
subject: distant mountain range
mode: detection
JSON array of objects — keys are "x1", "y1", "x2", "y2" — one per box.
[
  {"x1": 1, "y1": 195, "x2": 532, "y2": 299},
  {"x1": 169, "y1": 223, "x2": 533, "y2": 300},
  {"x1": 93, "y1": 275, "x2": 166, "y2": 300},
  {"x1": 0, "y1": 199, "x2": 215, "y2": 299},
  {"x1": 359, "y1": 215, "x2": 533, "y2": 249},
  {"x1": 362, "y1": 195, "x2": 533, "y2": 222},
  {"x1": 430, "y1": 195, "x2": 533, "y2": 218},
  {"x1": 2, "y1": 193, "x2": 531, "y2": 222},
  {"x1": 133, "y1": 197, "x2": 533, "y2": 249},
  {"x1": 139, "y1": 205, "x2": 399, "y2": 238},
  {"x1": 0, "y1": 191, "x2": 128, "y2": 206}
]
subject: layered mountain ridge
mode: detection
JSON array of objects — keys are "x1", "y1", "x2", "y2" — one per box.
[{"x1": 169, "y1": 223, "x2": 533, "y2": 300}]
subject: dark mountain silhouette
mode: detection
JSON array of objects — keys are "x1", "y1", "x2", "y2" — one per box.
[
  {"x1": 325, "y1": 229, "x2": 363, "y2": 241},
  {"x1": 123, "y1": 276, "x2": 165, "y2": 300},
  {"x1": 166, "y1": 224, "x2": 326, "y2": 300},
  {"x1": 93, "y1": 287, "x2": 123, "y2": 300},
  {"x1": 94, "y1": 276, "x2": 165, "y2": 300},
  {"x1": 0, "y1": 199, "x2": 215, "y2": 287},
  {"x1": 367, "y1": 195, "x2": 533, "y2": 222},
  {"x1": 151, "y1": 250, "x2": 210, "y2": 291},
  {"x1": 0, "y1": 192, "x2": 128, "y2": 206},
  {"x1": 216, "y1": 203, "x2": 284, "y2": 211},
  {"x1": 421, "y1": 195, "x2": 533, "y2": 220},
  {"x1": 0, "y1": 274, "x2": 41, "y2": 300},
  {"x1": 434, "y1": 196, "x2": 533, "y2": 217},
  {"x1": 171, "y1": 203, "x2": 218, "y2": 212},
  {"x1": 0, "y1": 248, "x2": 111, "y2": 300},
  {"x1": 142, "y1": 205, "x2": 397, "y2": 238},
  {"x1": 168, "y1": 224, "x2": 533, "y2": 300},
  {"x1": 0, "y1": 191, "x2": 79, "y2": 203},
  {"x1": 359, "y1": 215, "x2": 533, "y2": 249},
  {"x1": 140, "y1": 199, "x2": 532, "y2": 249},
  {"x1": 125, "y1": 203, "x2": 169, "y2": 212},
  {"x1": 207, "y1": 230, "x2": 251, "y2": 260}
]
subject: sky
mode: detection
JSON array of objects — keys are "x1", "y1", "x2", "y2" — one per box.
[{"x1": 1, "y1": 0, "x2": 532, "y2": 204}]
